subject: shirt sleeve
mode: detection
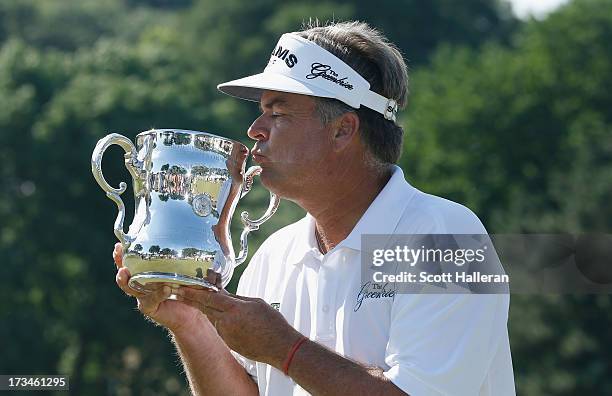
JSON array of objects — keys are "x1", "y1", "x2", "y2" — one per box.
[
  {"x1": 383, "y1": 293, "x2": 510, "y2": 395},
  {"x1": 230, "y1": 350, "x2": 257, "y2": 380}
]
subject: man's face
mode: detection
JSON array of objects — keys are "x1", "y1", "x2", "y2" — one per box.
[{"x1": 247, "y1": 90, "x2": 334, "y2": 200}]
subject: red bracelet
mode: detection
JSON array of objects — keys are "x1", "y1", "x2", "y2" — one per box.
[{"x1": 282, "y1": 336, "x2": 308, "y2": 375}]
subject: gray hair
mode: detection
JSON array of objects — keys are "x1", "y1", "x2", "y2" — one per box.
[{"x1": 295, "y1": 21, "x2": 409, "y2": 165}]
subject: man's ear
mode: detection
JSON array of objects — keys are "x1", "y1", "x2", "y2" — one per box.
[{"x1": 331, "y1": 112, "x2": 360, "y2": 152}]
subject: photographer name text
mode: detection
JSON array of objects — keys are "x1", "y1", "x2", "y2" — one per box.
[{"x1": 373, "y1": 271, "x2": 509, "y2": 284}]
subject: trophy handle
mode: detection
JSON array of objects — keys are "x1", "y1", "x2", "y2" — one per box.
[
  {"x1": 235, "y1": 166, "x2": 280, "y2": 266},
  {"x1": 91, "y1": 133, "x2": 142, "y2": 248}
]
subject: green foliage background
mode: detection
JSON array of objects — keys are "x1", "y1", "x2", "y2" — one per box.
[{"x1": 1, "y1": 0, "x2": 610, "y2": 394}]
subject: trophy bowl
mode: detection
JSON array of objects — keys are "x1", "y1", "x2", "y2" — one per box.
[{"x1": 91, "y1": 129, "x2": 279, "y2": 292}]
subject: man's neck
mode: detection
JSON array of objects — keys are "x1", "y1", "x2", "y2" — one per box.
[{"x1": 301, "y1": 166, "x2": 392, "y2": 253}]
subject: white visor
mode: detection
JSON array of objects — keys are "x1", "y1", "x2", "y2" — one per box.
[{"x1": 217, "y1": 33, "x2": 398, "y2": 122}]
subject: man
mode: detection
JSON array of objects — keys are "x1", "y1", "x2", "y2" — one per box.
[{"x1": 114, "y1": 21, "x2": 515, "y2": 395}]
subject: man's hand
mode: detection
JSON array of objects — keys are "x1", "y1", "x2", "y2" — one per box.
[
  {"x1": 113, "y1": 243, "x2": 259, "y2": 396},
  {"x1": 112, "y1": 242, "x2": 204, "y2": 333},
  {"x1": 176, "y1": 287, "x2": 303, "y2": 367},
  {"x1": 176, "y1": 287, "x2": 407, "y2": 395}
]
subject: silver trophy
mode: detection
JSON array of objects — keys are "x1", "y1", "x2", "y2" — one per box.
[{"x1": 92, "y1": 129, "x2": 279, "y2": 292}]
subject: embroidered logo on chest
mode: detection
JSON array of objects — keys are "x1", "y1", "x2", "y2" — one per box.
[{"x1": 354, "y1": 281, "x2": 396, "y2": 312}]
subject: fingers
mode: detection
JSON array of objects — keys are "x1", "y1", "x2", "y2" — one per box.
[
  {"x1": 113, "y1": 242, "x2": 123, "y2": 269},
  {"x1": 138, "y1": 284, "x2": 173, "y2": 316},
  {"x1": 115, "y1": 267, "x2": 152, "y2": 299},
  {"x1": 116, "y1": 267, "x2": 136, "y2": 296},
  {"x1": 179, "y1": 287, "x2": 236, "y2": 311},
  {"x1": 206, "y1": 269, "x2": 223, "y2": 290},
  {"x1": 176, "y1": 294, "x2": 223, "y2": 321},
  {"x1": 115, "y1": 266, "x2": 172, "y2": 319},
  {"x1": 229, "y1": 294, "x2": 258, "y2": 302}
]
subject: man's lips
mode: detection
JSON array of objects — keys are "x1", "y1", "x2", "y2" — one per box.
[
  {"x1": 251, "y1": 144, "x2": 269, "y2": 164},
  {"x1": 252, "y1": 153, "x2": 268, "y2": 164}
]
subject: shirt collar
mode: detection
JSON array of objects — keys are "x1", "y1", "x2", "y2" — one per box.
[
  {"x1": 338, "y1": 165, "x2": 417, "y2": 251},
  {"x1": 285, "y1": 165, "x2": 417, "y2": 265},
  {"x1": 285, "y1": 214, "x2": 320, "y2": 266}
]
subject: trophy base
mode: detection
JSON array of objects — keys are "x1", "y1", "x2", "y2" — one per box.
[{"x1": 128, "y1": 272, "x2": 219, "y2": 293}]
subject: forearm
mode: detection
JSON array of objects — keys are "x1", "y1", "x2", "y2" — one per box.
[
  {"x1": 171, "y1": 315, "x2": 258, "y2": 396},
  {"x1": 282, "y1": 339, "x2": 407, "y2": 396}
]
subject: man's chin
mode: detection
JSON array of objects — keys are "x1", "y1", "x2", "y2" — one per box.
[{"x1": 258, "y1": 170, "x2": 290, "y2": 199}]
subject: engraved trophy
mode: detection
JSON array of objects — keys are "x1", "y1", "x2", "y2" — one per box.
[{"x1": 91, "y1": 129, "x2": 279, "y2": 292}]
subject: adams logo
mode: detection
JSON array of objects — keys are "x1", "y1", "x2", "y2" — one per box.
[{"x1": 270, "y1": 46, "x2": 298, "y2": 68}]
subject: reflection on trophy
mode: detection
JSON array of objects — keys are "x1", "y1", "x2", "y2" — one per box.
[{"x1": 91, "y1": 129, "x2": 279, "y2": 292}]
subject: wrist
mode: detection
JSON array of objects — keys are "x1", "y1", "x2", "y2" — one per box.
[
  {"x1": 282, "y1": 336, "x2": 308, "y2": 376},
  {"x1": 266, "y1": 330, "x2": 304, "y2": 369},
  {"x1": 169, "y1": 312, "x2": 209, "y2": 340}
]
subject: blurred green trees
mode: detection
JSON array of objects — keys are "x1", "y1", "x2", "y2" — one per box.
[
  {"x1": 401, "y1": 1, "x2": 612, "y2": 394},
  {"x1": 1, "y1": 0, "x2": 610, "y2": 394},
  {"x1": 402, "y1": 0, "x2": 612, "y2": 233}
]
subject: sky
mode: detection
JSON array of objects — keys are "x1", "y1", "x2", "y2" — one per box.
[{"x1": 506, "y1": 0, "x2": 571, "y2": 19}]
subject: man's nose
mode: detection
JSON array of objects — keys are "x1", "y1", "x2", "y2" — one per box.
[{"x1": 247, "y1": 114, "x2": 270, "y2": 141}]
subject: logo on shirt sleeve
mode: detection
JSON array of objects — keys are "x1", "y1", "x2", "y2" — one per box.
[{"x1": 270, "y1": 302, "x2": 281, "y2": 311}]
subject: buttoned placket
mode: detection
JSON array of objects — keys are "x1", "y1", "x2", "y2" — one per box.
[{"x1": 312, "y1": 249, "x2": 338, "y2": 346}]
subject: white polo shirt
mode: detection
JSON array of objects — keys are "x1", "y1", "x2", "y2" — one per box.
[{"x1": 233, "y1": 166, "x2": 516, "y2": 396}]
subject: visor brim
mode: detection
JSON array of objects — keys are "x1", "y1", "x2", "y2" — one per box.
[{"x1": 217, "y1": 72, "x2": 337, "y2": 103}]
